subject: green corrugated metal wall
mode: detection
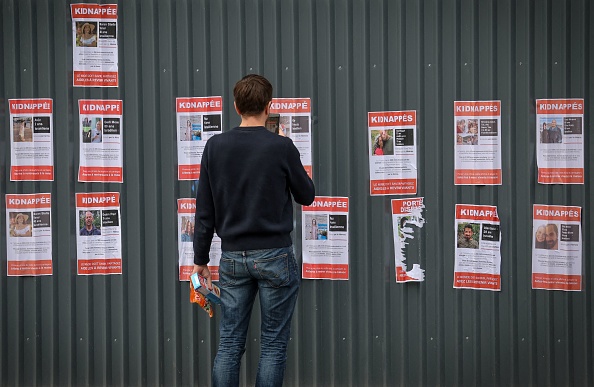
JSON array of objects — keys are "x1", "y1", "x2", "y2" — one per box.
[{"x1": 1, "y1": 0, "x2": 592, "y2": 385}]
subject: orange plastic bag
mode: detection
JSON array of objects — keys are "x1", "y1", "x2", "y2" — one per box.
[{"x1": 190, "y1": 282, "x2": 214, "y2": 318}]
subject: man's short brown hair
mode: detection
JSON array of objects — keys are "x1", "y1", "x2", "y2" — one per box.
[{"x1": 233, "y1": 74, "x2": 273, "y2": 117}]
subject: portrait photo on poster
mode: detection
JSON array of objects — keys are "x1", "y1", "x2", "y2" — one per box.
[
  {"x1": 457, "y1": 222, "x2": 480, "y2": 249},
  {"x1": 9, "y1": 212, "x2": 33, "y2": 237},
  {"x1": 79, "y1": 210, "x2": 102, "y2": 236},
  {"x1": 304, "y1": 214, "x2": 328, "y2": 241}
]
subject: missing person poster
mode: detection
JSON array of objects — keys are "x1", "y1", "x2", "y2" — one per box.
[
  {"x1": 454, "y1": 204, "x2": 501, "y2": 291},
  {"x1": 536, "y1": 99, "x2": 584, "y2": 184},
  {"x1": 532, "y1": 205, "x2": 582, "y2": 291},
  {"x1": 302, "y1": 196, "x2": 349, "y2": 280},
  {"x1": 368, "y1": 111, "x2": 417, "y2": 195},
  {"x1": 78, "y1": 100, "x2": 123, "y2": 182},
  {"x1": 269, "y1": 98, "x2": 313, "y2": 177},
  {"x1": 176, "y1": 97, "x2": 223, "y2": 180},
  {"x1": 9, "y1": 98, "x2": 54, "y2": 181},
  {"x1": 392, "y1": 197, "x2": 425, "y2": 282},
  {"x1": 76, "y1": 192, "x2": 122, "y2": 275},
  {"x1": 71, "y1": 3, "x2": 118, "y2": 87},
  {"x1": 454, "y1": 101, "x2": 502, "y2": 185},
  {"x1": 6, "y1": 194, "x2": 52, "y2": 276},
  {"x1": 177, "y1": 198, "x2": 221, "y2": 281}
]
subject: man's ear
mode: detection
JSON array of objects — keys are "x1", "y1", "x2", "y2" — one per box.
[
  {"x1": 265, "y1": 101, "x2": 272, "y2": 116},
  {"x1": 234, "y1": 101, "x2": 242, "y2": 116}
]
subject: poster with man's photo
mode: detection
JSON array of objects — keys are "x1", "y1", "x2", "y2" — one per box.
[
  {"x1": 6, "y1": 194, "x2": 53, "y2": 276},
  {"x1": 392, "y1": 197, "x2": 425, "y2": 282},
  {"x1": 71, "y1": 3, "x2": 118, "y2": 86},
  {"x1": 176, "y1": 97, "x2": 223, "y2": 180},
  {"x1": 76, "y1": 192, "x2": 122, "y2": 275},
  {"x1": 177, "y1": 198, "x2": 221, "y2": 281},
  {"x1": 454, "y1": 101, "x2": 502, "y2": 185},
  {"x1": 454, "y1": 204, "x2": 501, "y2": 291},
  {"x1": 532, "y1": 204, "x2": 582, "y2": 291},
  {"x1": 368, "y1": 111, "x2": 417, "y2": 195},
  {"x1": 9, "y1": 98, "x2": 54, "y2": 181},
  {"x1": 269, "y1": 98, "x2": 313, "y2": 178},
  {"x1": 78, "y1": 100, "x2": 123, "y2": 182},
  {"x1": 302, "y1": 197, "x2": 349, "y2": 280},
  {"x1": 535, "y1": 99, "x2": 584, "y2": 184}
]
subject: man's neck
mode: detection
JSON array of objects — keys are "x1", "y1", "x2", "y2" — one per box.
[
  {"x1": 86, "y1": 225, "x2": 93, "y2": 231},
  {"x1": 239, "y1": 112, "x2": 267, "y2": 127}
]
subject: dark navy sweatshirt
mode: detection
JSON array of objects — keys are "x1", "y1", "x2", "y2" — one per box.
[{"x1": 193, "y1": 126, "x2": 315, "y2": 265}]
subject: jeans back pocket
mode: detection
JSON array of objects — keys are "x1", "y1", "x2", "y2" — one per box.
[
  {"x1": 253, "y1": 253, "x2": 290, "y2": 288},
  {"x1": 218, "y1": 257, "x2": 236, "y2": 287}
]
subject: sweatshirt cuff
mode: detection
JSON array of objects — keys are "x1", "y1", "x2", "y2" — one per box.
[{"x1": 194, "y1": 255, "x2": 210, "y2": 266}]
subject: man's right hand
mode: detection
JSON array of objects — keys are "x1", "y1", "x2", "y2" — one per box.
[{"x1": 192, "y1": 264, "x2": 212, "y2": 289}]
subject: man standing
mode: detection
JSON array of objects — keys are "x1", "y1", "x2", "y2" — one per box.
[
  {"x1": 80, "y1": 211, "x2": 101, "y2": 236},
  {"x1": 380, "y1": 130, "x2": 394, "y2": 155},
  {"x1": 457, "y1": 224, "x2": 478, "y2": 249},
  {"x1": 193, "y1": 74, "x2": 315, "y2": 387},
  {"x1": 545, "y1": 223, "x2": 559, "y2": 250}
]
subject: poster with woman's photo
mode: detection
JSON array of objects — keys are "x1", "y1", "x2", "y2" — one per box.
[
  {"x1": 177, "y1": 198, "x2": 221, "y2": 281},
  {"x1": 392, "y1": 198, "x2": 425, "y2": 283},
  {"x1": 368, "y1": 111, "x2": 417, "y2": 195},
  {"x1": 270, "y1": 98, "x2": 313, "y2": 178},
  {"x1": 454, "y1": 101, "x2": 502, "y2": 185},
  {"x1": 6, "y1": 194, "x2": 53, "y2": 276},
  {"x1": 302, "y1": 197, "x2": 349, "y2": 280},
  {"x1": 535, "y1": 99, "x2": 584, "y2": 184},
  {"x1": 532, "y1": 205, "x2": 582, "y2": 291},
  {"x1": 454, "y1": 204, "x2": 501, "y2": 291},
  {"x1": 71, "y1": 3, "x2": 118, "y2": 87},
  {"x1": 78, "y1": 100, "x2": 123, "y2": 182},
  {"x1": 176, "y1": 97, "x2": 223, "y2": 180},
  {"x1": 76, "y1": 192, "x2": 122, "y2": 275},
  {"x1": 9, "y1": 98, "x2": 54, "y2": 181}
]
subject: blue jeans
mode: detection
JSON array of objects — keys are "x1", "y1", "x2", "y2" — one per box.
[{"x1": 212, "y1": 246, "x2": 300, "y2": 387}]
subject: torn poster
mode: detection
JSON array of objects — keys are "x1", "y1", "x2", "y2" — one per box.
[{"x1": 391, "y1": 197, "x2": 425, "y2": 282}]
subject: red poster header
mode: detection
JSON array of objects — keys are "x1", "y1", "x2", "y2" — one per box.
[
  {"x1": 303, "y1": 196, "x2": 349, "y2": 212},
  {"x1": 9, "y1": 98, "x2": 53, "y2": 114},
  {"x1": 6, "y1": 193, "x2": 51, "y2": 209},
  {"x1": 71, "y1": 4, "x2": 118, "y2": 19},
  {"x1": 454, "y1": 101, "x2": 501, "y2": 117},
  {"x1": 176, "y1": 97, "x2": 222, "y2": 113},
  {"x1": 533, "y1": 204, "x2": 581, "y2": 221},
  {"x1": 76, "y1": 192, "x2": 120, "y2": 208},
  {"x1": 79, "y1": 99, "x2": 123, "y2": 115},
  {"x1": 270, "y1": 98, "x2": 311, "y2": 113},
  {"x1": 177, "y1": 198, "x2": 196, "y2": 213},
  {"x1": 455, "y1": 204, "x2": 499, "y2": 222},
  {"x1": 536, "y1": 98, "x2": 584, "y2": 114},
  {"x1": 391, "y1": 197, "x2": 424, "y2": 215},
  {"x1": 368, "y1": 111, "x2": 416, "y2": 127}
]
